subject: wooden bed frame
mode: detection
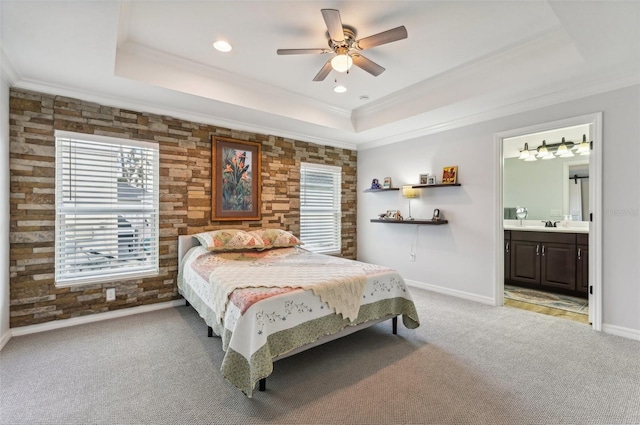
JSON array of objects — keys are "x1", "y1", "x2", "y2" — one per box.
[{"x1": 177, "y1": 235, "x2": 398, "y2": 392}]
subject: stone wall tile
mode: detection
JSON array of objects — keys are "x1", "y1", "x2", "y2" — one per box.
[{"x1": 9, "y1": 88, "x2": 357, "y2": 327}]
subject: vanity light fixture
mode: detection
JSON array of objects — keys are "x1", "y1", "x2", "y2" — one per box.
[
  {"x1": 574, "y1": 134, "x2": 590, "y2": 156},
  {"x1": 536, "y1": 140, "x2": 554, "y2": 159},
  {"x1": 556, "y1": 137, "x2": 574, "y2": 158},
  {"x1": 519, "y1": 135, "x2": 590, "y2": 161},
  {"x1": 518, "y1": 143, "x2": 532, "y2": 160}
]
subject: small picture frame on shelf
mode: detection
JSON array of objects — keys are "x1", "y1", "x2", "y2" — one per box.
[
  {"x1": 427, "y1": 175, "x2": 437, "y2": 185},
  {"x1": 442, "y1": 166, "x2": 458, "y2": 184},
  {"x1": 419, "y1": 174, "x2": 429, "y2": 185},
  {"x1": 386, "y1": 209, "x2": 399, "y2": 219},
  {"x1": 383, "y1": 177, "x2": 392, "y2": 189},
  {"x1": 432, "y1": 208, "x2": 441, "y2": 221}
]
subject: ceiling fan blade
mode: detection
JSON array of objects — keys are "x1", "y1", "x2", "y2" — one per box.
[
  {"x1": 351, "y1": 54, "x2": 385, "y2": 77},
  {"x1": 277, "y1": 48, "x2": 329, "y2": 55},
  {"x1": 355, "y1": 26, "x2": 408, "y2": 50},
  {"x1": 321, "y1": 9, "x2": 345, "y2": 43},
  {"x1": 313, "y1": 59, "x2": 333, "y2": 81}
]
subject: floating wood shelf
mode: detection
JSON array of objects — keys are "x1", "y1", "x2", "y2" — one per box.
[
  {"x1": 411, "y1": 183, "x2": 461, "y2": 188},
  {"x1": 363, "y1": 188, "x2": 400, "y2": 192},
  {"x1": 370, "y1": 219, "x2": 449, "y2": 225}
]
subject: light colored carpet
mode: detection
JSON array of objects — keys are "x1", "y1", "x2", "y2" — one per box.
[{"x1": 2, "y1": 288, "x2": 640, "y2": 425}]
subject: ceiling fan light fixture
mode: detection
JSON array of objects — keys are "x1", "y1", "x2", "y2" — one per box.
[
  {"x1": 213, "y1": 40, "x2": 232, "y2": 52},
  {"x1": 331, "y1": 47, "x2": 353, "y2": 72}
]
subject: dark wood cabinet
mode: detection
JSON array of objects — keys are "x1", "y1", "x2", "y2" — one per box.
[
  {"x1": 504, "y1": 231, "x2": 511, "y2": 280},
  {"x1": 540, "y1": 242, "x2": 576, "y2": 290},
  {"x1": 510, "y1": 239, "x2": 541, "y2": 284},
  {"x1": 507, "y1": 230, "x2": 583, "y2": 294},
  {"x1": 576, "y1": 234, "x2": 589, "y2": 294}
]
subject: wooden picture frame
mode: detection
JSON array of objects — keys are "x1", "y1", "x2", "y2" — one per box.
[
  {"x1": 212, "y1": 136, "x2": 261, "y2": 221},
  {"x1": 442, "y1": 166, "x2": 458, "y2": 184},
  {"x1": 383, "y1": 177, "x2": 392, "y2": 189}
]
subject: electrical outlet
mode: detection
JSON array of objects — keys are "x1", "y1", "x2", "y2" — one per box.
[
  {"x1": 409, "y1": 253, "x2": 416, "y2": 262},
  {"x1": 106, "y1": 288, "x2": 116, "y2": 301}
]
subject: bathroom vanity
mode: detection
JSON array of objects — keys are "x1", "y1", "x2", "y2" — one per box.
[{"x1": 504, "y1": 224, "x2": 588, "y2": 297}]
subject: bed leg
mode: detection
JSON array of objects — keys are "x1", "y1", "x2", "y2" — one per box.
[
  {"x1": 259, "y1": 378, "x2": 266, "y2": 392},
  {"x1": 207, "y1": 326, "x2": 213, "y2": 337},
  {"x1": 392, "y1": 316, "x2": 398, "y2": 335},
  {"x1": 185, "y1": 299, "x2": 190, "y2": 307}
]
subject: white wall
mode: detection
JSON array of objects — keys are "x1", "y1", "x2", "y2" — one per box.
[
  {"x1": 0, "y1": 77, "x2": 10, "y2": 348},
  {"x1": 358, "y1": 84, "x2": 640, "y2": 337}
]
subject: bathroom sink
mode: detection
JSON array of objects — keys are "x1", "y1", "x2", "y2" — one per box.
[{"x1": 503, "y1": 224, "x2": 588, "y2": 233}]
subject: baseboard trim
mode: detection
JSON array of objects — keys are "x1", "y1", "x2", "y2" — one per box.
[
  {"x1": 602, "y1": 323, "x2": 640, "y2": 342},
  {"x1": 0, "y1": 329, "x2": 11, "y2": 351},
  {"x1": 10, "y1": 299, "x2": 185, "y2": 338},
  {"x1": 405, "y1": 279, "x2": 495, "y2": 305}
]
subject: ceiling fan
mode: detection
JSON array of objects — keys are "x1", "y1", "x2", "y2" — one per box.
[{"x1": 276, "y1": 9, "x2": 408, "y2": 81}]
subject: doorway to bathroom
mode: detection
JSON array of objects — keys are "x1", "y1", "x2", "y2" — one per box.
[{"x1": 496, "y1": 113, "x2": 602, "y2": 330}]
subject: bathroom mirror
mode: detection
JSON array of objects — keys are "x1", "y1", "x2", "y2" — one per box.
[{"x1": 503, "y1": 124, "x2": 590, "y2": 221}]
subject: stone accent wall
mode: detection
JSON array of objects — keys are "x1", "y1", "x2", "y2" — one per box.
[{"x1": 9, "y1": 88, "x2": 357, "y2": 328}]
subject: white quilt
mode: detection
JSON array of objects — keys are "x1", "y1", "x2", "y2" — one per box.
[{"x1": 178, "y1": 245, "x2": 420, "y2": 396}]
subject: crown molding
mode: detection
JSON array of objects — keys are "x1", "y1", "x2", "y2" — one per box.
[
  {"x1": 12, "y1": 78, "x2": 358, "y2": 151},
  {"x1": 0, "y1": 47, "x2": 19, "y2": 86},
  {"x1": 357, "y1": 69, "x2": 640, "y2": 151},
  {"x1": 353, "y1": 28, "x2": 574, "y2": 126},
  {"x1": 118, "y1": 41, "x2": 352, "y2": 120}
]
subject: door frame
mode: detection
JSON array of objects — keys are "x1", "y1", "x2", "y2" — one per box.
[{"x1": 494, "y1": 112, "x2": 602, "y2": 331}]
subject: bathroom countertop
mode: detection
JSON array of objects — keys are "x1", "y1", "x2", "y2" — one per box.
[{"x1": 504, "y1": 224, "x2": 588, "y2": 234}]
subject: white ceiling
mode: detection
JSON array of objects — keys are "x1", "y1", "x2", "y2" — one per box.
[{"x1": 1, "y1": 1, "x2": 639, "y2": 150}]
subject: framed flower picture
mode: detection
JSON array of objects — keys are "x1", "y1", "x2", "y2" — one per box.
[{"x1": 212, "y1": 136, "x2": 262, "y2": 221}]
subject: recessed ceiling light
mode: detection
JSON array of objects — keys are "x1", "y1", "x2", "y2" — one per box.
[
  {"x1": 333, "y1": 85, "x2": 347, "y2": 94},
  {"x1": 213, "y1": 40, "x2": 232, "y2": 52}
]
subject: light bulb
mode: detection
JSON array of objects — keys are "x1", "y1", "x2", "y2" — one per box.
[
  {"x1": 213, "y1": 41, "x2": 232, "y2": 52},
  {"x1": 331, "y1": 54, "x2": 353, "y2": 72},
  {"x1": 518, "y1": 143, "x2": 531, "y2": 160},
  {"x1": 333, "y1": 85, "x2": 347, "y2": 93}
]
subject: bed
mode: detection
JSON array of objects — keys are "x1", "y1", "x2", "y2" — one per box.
[{"x1": 177, "y1": 229, "x2": 420, "y2": 397}]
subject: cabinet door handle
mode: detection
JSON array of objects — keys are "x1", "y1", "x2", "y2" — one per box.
[
  {"x1": 506, "y1": 242, "x2": 510, "y2": 253},
  {"x1": 536, "y1": 244, "x2": 540, "y2": 256},
  {"x1": 542, "y1": 245, "x2": 545, "y2": 256},
  {"x1": 577, "y1": 248, "x2": 582, "y2": 260}
]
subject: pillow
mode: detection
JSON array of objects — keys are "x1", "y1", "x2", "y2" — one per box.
[
  {"x1": 247, "y1": 228, "x2": 303, "y2": 249},
  {"x1": 194, "y1": 229, "x2": 264, "y2": 251}
]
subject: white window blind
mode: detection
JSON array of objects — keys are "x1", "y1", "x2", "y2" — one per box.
[
  {"x1": 55, "y1": 131, "x2": 159, "y2": 286},
  {"x1": 300, "y1": 162, "x2": 341, "y2": 254}
]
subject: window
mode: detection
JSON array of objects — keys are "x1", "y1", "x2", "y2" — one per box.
[
  {"x1": 300, "y1": 162, "x2": 341, "y2": 254},
  {"x1": 55, "y1": 131, "x2": 159, "y2": 286}
]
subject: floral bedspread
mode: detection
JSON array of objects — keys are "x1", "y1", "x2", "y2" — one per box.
[{"x1": 178, "y1": 245, "x2": 420, "y2": 397}]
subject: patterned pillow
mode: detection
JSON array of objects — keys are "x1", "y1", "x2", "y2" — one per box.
[
  {"x1": 194, "y1": 229, "x2": 264, "y2": 251},
  {"x1": 247, "y1": 228, "x2": 303, "y2": 249}
]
